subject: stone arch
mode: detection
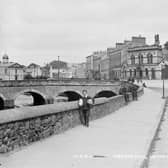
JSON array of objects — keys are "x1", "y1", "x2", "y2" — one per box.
[
  {"x1": 94, "y1": 90, "x2": 117, "y2": 98},
  {"x1": 0, "y1": 94, "x2": 5, "y2": 110},
  {"x1": 14, "y1": 89, "x2": 47, "y2": 106},
  {"x1": 57, "y1": 90, "x2": 82, "y2": 101}
]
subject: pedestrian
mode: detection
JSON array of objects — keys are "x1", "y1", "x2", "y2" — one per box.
[
  {"x1": 78, "y1": 90, "x2": 94, "y2": 127},
  {"x1": 132, "y1": 86, "x2": 138, "y2": 100},
  {"x1": 143, "y1": 82, "x2": 147, "y2": 88},
  {"x1": 131, "y1": 78, "x2": 135, "y2": 83},
  {"x1": 119, "y1": 84, "x2": 129, "y2": 103}
]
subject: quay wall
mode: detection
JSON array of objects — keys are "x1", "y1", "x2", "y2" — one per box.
[{"x1": 0, "y1": 87, "x2": 144, "y2": 153}]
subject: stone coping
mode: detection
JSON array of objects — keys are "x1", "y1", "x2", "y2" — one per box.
[
  {"x1": 0, "y1": 80, "x2": 121, "y2": 87},
  {"x1": 0, "y1": 95, "x2": 123, "y2": 125}
]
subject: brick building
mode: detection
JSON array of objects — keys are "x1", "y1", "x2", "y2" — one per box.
[
  {"x1": 127, "y1": 35, "x2": 163, "y2": 79},
  {"x1": 86, "y1": 51, "x2": 107, "y2": 80},
  {"x1": 108, "y1": 36, "x2": 147, "y2": 80}
]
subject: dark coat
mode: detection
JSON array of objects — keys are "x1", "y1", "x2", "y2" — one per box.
[{"x1": 79, "y1": 96, "x2": 93, "y2": 110}]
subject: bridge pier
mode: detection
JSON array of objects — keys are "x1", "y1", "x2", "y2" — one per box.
[
  {"x1": 45, "y1": 97, "x2": 54, "y2": 104},
  {"x1": 1, "y1": 97, "x2": 54, "y2": 110},
  {"x1": 4, "y1": 99, "x2": 15, "y2": 109}
]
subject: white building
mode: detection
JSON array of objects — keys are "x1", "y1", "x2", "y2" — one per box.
[
  {"x1": 75, "y1": 63, "x2": 86, "y2": 78},
  {"x1": 26, "y1": 63, "x2": 42, "y2": 78},
  {"x1": 0, "y1": 54, "x2": 25, "y2": 80},
  {"x1": 49, "y1": 60, "x2": 73, "y2": 79}
]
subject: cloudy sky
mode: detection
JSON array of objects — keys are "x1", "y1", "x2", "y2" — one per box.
[{"x1": 1, "y1": 0, "x2": 168, "y2": 65}]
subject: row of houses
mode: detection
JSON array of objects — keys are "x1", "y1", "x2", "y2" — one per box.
[
  {"x1": 48, "y1": 61, "x2": 86, "y2": 79},
  {"x1": 0, "y1": 54, "x2": 86, "y2": 80},
  {"x1": 86, "y1": 34, "x2": 168, "y2": 80},
  {"x1": 0, "y1": 54, "x2": 43, "y2": 80}
]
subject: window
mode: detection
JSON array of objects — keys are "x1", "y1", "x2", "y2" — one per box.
[
  {"x1": 134, "y1": 69, "x2": 136, "y2": 77},
  {"x1": 4, "y1": 68, "x2": 7, "y2": 75},
  {"x1": 151, "y1": 68, "x2": 155, "y2": 79},
  {"x1": 129, "y1": 69, "x2": 132, "y2": 77},
  {"x1": 147, "y1": 53, "x2": 153, "y2": 64},
  {"x1": 145, "y1": 68, "x2": 149, "y2": 78},
  {"x1": 138, "y1": 54, "x2": 143, "y2": 64},
  {"x1": 131, "y1": 55, "x2": 135, "y2": 65}
]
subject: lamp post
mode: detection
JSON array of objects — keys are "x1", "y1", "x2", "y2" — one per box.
[
  {"x1": 58, "y1": 56, "x2": 60, "y2": 81},
  {"x1": 161, "y1": 61, "x2": 166, "y2": 99},
  {"x1": 162, "y1": 69, "x2": 165, "y2": 99}
]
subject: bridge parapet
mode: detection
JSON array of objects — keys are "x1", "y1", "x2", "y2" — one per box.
[{"x1": 0, "y1": 80, "x2": 121, "y2": 87}]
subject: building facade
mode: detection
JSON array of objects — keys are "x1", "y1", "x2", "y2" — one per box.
[
  {"x1": 107, "y1": 47, "x2": 122, "y2": 80},
  {"x1": 86, "y1": 51, "x2": 107, "y2": 80},
  {"x1": 86, "y1": 53, "x2": 96, "y2": 79},
  {"x1": 75, "y1": 63, "x2": 86, "y2": 78},
  {"x1": 100, "y1": 52, "x2": 109, "y2": 80},
  {"x1": 127, "y1": 45, "x2": 163, "y2": 79},
  {"x1": 127, "y1": 35, "x2": 163, "y2": 79},
  {"x1": 0, "y1": 54, "x2": 25, "y2": 80},
  {"x1": 108, "y1": 36, "x2": 147, "y2": 80},
  {"x1": 49, "y1": 60, "x2": 76, "y2": 79},
  {"x1": 26, "y1": 63, "x2": 42, "y2": 78}
]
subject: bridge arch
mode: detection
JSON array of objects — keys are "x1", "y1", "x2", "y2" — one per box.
[
  {"x1": 0, "y1": 94, "x2": 5, "y2": 110},
  {"x1": 14, "y1": 89, "x2": 47, "y2": 107},
  {"x1": 57, "y1": 90, "x2": 82, "y2": 101},
  {"x1": 94, "y1": 90, "x2": 117, "y2": 98}
]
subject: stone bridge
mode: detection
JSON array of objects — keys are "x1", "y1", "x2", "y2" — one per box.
[{"x1": 0, "y1": 80, "x2": 122, "y2": 109}]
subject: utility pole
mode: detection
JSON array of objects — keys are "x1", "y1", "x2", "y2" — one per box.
[{"x1": 58, "y1": 56, "x2": 60, "y2": 81}]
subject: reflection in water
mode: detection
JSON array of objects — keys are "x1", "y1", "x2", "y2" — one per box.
[
  {"x1": 15, "y1": 95, "x2": 68, "y2": 108},
  {"x1": 15, "y1": 95, "x2": 33, "y2": 108},
  {"x1": 54, "y1": 96, "x2": 68, "y2": 103}
]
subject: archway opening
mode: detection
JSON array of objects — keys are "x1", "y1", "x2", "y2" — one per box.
[
  {"x1": 0, "y1": 97, "x2": 4, "y2": 110},
  {"x1": 94, "y1": 90, "x2": 117, "y2": 98},
  {"x1": 15, "y1": 91, "x2": 46, "y2": 107},
  {"x1": 58, "y1": 91, "x2": 82, "y2": 101}
]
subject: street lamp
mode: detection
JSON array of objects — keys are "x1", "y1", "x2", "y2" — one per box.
[
  {"x1": 58, "y1": 56, "x2": 60, "y2": 81},
  {"x1": 160, "y1": 60, "x2": 167, "y2": 99}
]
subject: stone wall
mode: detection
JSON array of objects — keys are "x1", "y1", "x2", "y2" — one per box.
[{"x1": 0, "y1": 87, "x2": 144, "y2": 153}]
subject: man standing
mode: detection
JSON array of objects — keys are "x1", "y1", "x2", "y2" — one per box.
[
  {"x1": 119, "y1": 83, "x2": 129, "y2": 103},
  {"x1": 132, "y1": 85, "x2": 138, "y2": 100},
  {"x1": 78, "y1": 90, "x2": 94, "y2": 127}
]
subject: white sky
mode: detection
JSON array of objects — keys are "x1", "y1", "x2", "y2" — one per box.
[{"x1": 1, "y1": 0, "x2": 168, "y2": 66}]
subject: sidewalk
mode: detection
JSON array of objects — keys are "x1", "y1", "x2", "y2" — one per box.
[
  {"x1": 148, "y1": 98, "x2": 168, "y2": 168},
  {"x1": 0, "y1": 88, "x2": 165, "y2": 168}
]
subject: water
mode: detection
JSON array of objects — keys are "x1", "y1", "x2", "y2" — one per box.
[
  {"x1": 15, "y1": 95, "x2": 68, "y2": 108},
  {"x1": 15, "y1": 95, "x2": 33, "y2": 107}
]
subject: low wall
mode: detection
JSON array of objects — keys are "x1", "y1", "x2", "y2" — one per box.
[
  {"x1": 0, "y1": 87, "x2": 144, "y2": 153},
  {"x1": 137, "y1": 87, "x2": 144, "y2": 97}
]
